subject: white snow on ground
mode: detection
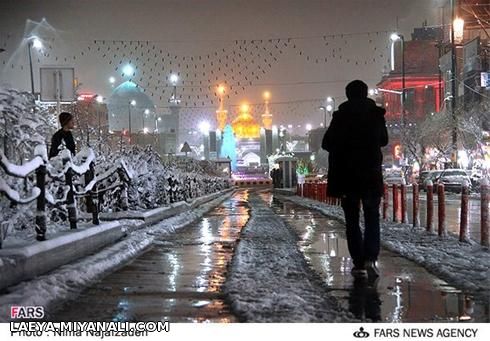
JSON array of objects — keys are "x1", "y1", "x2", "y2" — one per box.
[
  {"x1": 275, "y1": 194, "x2": 490, "y2": 300},
  {"x1": 0, "y1": 190, "x2": 235, "y2": 322},
  {"x1": 224, "y1": 194, "x2": 356, "y2": 322}
]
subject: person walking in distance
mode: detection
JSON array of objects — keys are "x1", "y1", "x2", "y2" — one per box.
[
  {"x1": 49, "y1": 112, "x2": 76, "y2": 159},
  {"x1": 322, "y1": 80, "x2": 388, "y2": 278}
]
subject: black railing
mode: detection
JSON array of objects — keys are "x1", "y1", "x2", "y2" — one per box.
[{"x1": 0, "y1": 145, "x2": 132, "y2": 247}]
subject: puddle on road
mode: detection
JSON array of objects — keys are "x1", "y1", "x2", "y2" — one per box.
[
  {"x1": 266, "y1": 194, "x2": 489, "y2": 322},
  {"x1": 50, "y1": 191, "x2": 250, "y2": 323}
]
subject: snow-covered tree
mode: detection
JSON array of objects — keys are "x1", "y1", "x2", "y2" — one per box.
[{"x1": 0, "y1": 88, "x2": 55, "y2": 161}]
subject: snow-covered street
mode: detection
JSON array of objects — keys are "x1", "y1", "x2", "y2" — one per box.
[{"x1": 2, "y1": 189, "x2": 487, "y2": 323}]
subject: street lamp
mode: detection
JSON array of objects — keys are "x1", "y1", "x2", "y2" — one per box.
[
  {"x1": 216, "y1": 84, "x2": 228, "y2": 131},
  {"x1": 128, "y1": 100, "x2": 136, "y2": 144},
  {"x1": 169, "y1": 74, "x2": 180, "y2": 105},
  {"x1": 391, "y1": 32, "x2": 406, "y2": 162},
  {"x1": 319, "y1": 106, "x2": 327, "y2": 127},
  {"x1": 95, "y1": 95, "x2": 104, "y2": 145},
  {"x1": 123, "y1": 64, "x2": 134, "y2": 77},
  {"x1": 326, "y1": 96, "x2": 335, "y2": 111},
  {"x1": 199, "y1": 121, "x2": 211, "y2": 135},
  {"x1": 262, "y1": 91, "x2": 273, "y2": 129},
  {"x1": 27, "y1": 36, "x2": 42, "y2": 94},
  {"x1": 143, "y1": 108, "x2": 150, "y2": 133}
]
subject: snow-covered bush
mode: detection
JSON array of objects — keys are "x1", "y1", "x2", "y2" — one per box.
[
  {"x1": 0, "y1": 88, "x2": 56, "y2": 242},
  {"x1": 94, "y1": 145, "x2": 230, "y2": 210}
]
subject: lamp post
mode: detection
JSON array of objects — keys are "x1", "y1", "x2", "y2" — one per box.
[
  {"x1": 143, "y1": 108, "x2": 150, "y2": 133},
  {"x1": 169, "y1": 74, "x2": 180, "y2": 104},
  {"x1": 450, "y1": 0, "x2": 461, "y2": 166},
  {"x1": 128, "y1": 100, "x2": 136, "y2": 145},
  {"x1": 319, "y1": 106, "x2": 327, "y2": 127},
  {"x1": 326, "y1": 96, "x2": 335, "y2": 123},
  {"x1": 27, "y1": 36, "x2": 42, "y2": 94},
  {"x1": 391, "y1": 33, "x2": 406, "y2": 163},
  {"x1": 96, "y1": 95, "x2": 104, "y2": 149}
]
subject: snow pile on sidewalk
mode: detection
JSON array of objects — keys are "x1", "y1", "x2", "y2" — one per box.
[
  {"x1": 0, "y1": 190, "x2": 235, "y2": 322},
  {"x1": 224, "y1": 194, "x2": 354, "y2": 322},
  {"x1": 275, "y1": 194, "x2": 490, "y2": 300}
]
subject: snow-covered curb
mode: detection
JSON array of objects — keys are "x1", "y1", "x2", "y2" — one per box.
[
  {"x1": 224, "y1": 194, "x2": 354, "y2": 322},
  {"x1": 0, "y1": 190, "x2": 235, "y2": 322},
  {"x1": 275, "y1": 194, "x2": 490, "y2": 300}
]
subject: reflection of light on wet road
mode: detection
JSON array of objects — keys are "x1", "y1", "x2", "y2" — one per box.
[
  {"x1": 267, "y1": 193, "x2": 489, "y2": 322},
  {"x1": 167, "y1": 253, "x2": 180, "y2": 292},
  {"x1": 51, "y1": 190, "x2": 250, "y2": 323}
]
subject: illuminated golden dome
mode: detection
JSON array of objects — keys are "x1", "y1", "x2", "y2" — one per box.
[{"x1": 232, "y1": 103, "x2": 260, "y2": 139}]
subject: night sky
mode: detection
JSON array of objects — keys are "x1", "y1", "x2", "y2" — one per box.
[{"x1": 0, "y1": 0, "x2": 444, "y2": 132}]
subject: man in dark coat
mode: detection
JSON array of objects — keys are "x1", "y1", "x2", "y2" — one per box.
[
  {"x1": 322, "y1": 80, "x2": 388, "y2": 278},
  {"x1": 49, "y1": 112, "x2": 76, "y2": 159}
]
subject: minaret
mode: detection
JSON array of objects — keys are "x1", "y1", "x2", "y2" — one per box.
[
  {"x1": 216, "y1": 85, "x2": 228, "y2": 131},
  {"x1": 262, "y1": 91, "x2": 272, "y2": 130}
]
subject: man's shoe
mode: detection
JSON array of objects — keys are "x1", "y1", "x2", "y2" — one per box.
[
  {"x1": 351, "y1": 266, "x2": 368, "y2": 278},
  {"x1": 365, "y1": 261, "x2": 380, "y2": 278},
  {"x1": 36, "y1": 234, "x2": 46, "y2": 241}
]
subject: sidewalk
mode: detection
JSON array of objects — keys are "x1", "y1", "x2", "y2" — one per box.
[
  {"x1": 273, "y1": 192, "x2": 490, "y2": 302},
  {"x1": 0, "y1": 188, "x2": 235, "y2": 291}
]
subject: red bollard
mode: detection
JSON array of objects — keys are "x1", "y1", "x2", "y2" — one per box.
[
  {"x1": 426, "y1": 181, "x2": 434, "y2": 232},
  {"x1": 392, "y1": 184, "x2": 399, "y2": 223},
  {"x1": 481, "y1": 178, "x2": 489, "y2": 247},
  {"x1": 383, "y1": 183, "x2": 389, "y2": 221},
  {"x1": 316, "y1": 183, "x2": 322, "y2": 201},
  {"x1": 459, "y1": 181, "x2": 469, "y2": 242},
  {"x1": 426, "y1": 181, "x2": 434, "y2": 233},
  {"x1": 438, "y1": 183, "x2": 446, "y2": 237},
  {"x1": 401, "y1": 184, "x2": 408, "y2": 224},
  {"x1": 413, "y1": 183, "x2": 420, "y2": 227}
]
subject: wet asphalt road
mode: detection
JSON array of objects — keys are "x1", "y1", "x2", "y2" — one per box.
[
  {"x1": 50, "y1": 189, "x2": 488, "y2": 322},
  {"x1": 51, "y1": 191, "x2": 250, "y2": 322}
]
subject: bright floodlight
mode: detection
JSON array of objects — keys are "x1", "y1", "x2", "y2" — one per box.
[
  {"x1": 369, "y1": 89, "x2": 376, "y2": 96},
  {"x1": 144, "y1": 109, "x2": 150, "y2": 115},
  {"x1": 326, "y1": 97, "x2": 334, "y2": 103},
  {"x1": 263, "y1": 91, "x2": 271, "y2": 100},
  {"x1": 143, "y1": 127, "x2": 149, "y2": 134},
  {"x1": 123, "y1": 64, "x2": 134, "y2": 76},
  {"x1": 130, "y1": 100, "x2": 136, "y2": 106},
  {"x1": 31, "y1": 37, "x2": 43, "y2": 49},
  {"x1": 326, "y1": 104, "x2": 333, "y2": 112},
  {"x1": 306, "y1": 123, "x2": 312, "y2": 131},
  {"x1": 217, "y1": 84, "x2": 226, "y2": 95},
  {"x1": 170, "y1": 74, "x2": 179, "y2": 84},
  {"x1": 109, "y1": 76, "x2": 116, "y2": 84},
  {"x1": 199, "y1": 121, "x2": 211, "y2": 135},
  {"x1": 96, "y1": 95, "x2": 104, "y2": 103},
  {"x1": 287, "y1": 124, "x2": 293, "y2": 129},
  {"x1": 454, "y1": 18, "x2": 465, "y2": 43},
  {"x1": 390, "y1": 33, "x2": 401, "y2": 42}
]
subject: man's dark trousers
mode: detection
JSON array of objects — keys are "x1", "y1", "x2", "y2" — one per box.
[{"x1": 341, "y1": 192, "x2": 381, "y2": 268}]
